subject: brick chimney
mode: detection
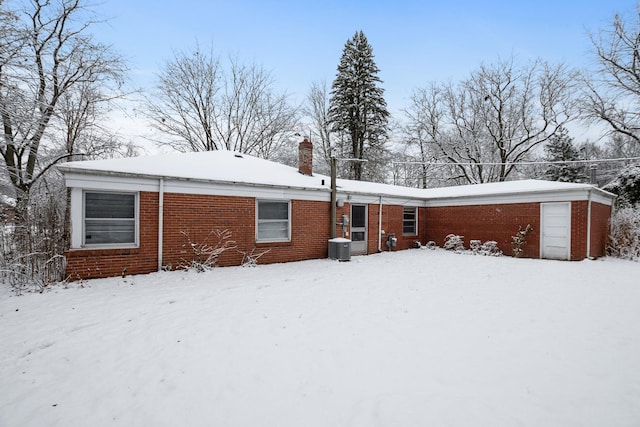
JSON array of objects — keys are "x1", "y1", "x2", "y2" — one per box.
[{"x1": 298, "y1": 138, "x2": 313, "y2": 176}]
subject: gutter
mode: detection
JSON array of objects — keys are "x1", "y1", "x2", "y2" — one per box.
[
  {"x1": 57, "y1": 167, "x2": 331, "y2": 195},
  {"x1": 424, "y1": 186, "x2": 617, "y2": 207},
  {"x1": 58, "y1": 167, "x2": 428, "y2": 201}
]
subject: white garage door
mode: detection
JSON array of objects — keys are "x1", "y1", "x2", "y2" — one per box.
[{"x1": 541, "y1": 202, "x2": 571, "y2": 260}]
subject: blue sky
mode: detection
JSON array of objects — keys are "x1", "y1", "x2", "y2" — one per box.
[{"x1": 92, "y1": 0, "x2": 633, "y2": 127}]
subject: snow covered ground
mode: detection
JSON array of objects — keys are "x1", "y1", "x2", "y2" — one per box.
[{"x1": 1, "y1": 249, "x2": 639, "y2": 427}]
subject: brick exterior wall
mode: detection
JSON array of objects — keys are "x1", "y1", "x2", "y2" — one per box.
[
  {"x1": 570, "y1": 201, "x2": 588, "y2": 260},
  {"x1": 264, "y1": 199, "x2": 332, "y2": 263},
  {"x1": 137, "y1": 193, "x2": 334, "y2": 270},
  {"x1": 161, "y1": 193, "x2": 255, "y2": 269},
  {"x1": 588, "y1": 202, "x2": 612, "y2": 259},
  {"x1": 424, "y1": 200, "x2": 612, "y2": 260},
  {"x1": 65, "y1": 191, "x2": 613, "y2": 280},
  {"x1": 65, "y1": 192, "x2": 160, "y2": 280},
  {"x1": 66, "y1": 192, "x2": 334, "y2": 280},
  {"x1": 373, "y1": 205, "x2": 427, "y2": 252},
  {"x1": 332, "y1": 203, "x2": 427, "y2": 254},
  {"x1": 567, "y1": 201, "x2": 610, "y2": 260},
  {"x1": 424, "y1": 203, "x2": 542, "y2": 258}
]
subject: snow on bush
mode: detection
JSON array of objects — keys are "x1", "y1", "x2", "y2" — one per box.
[
  {"x1": 475, "y1": 240, "x2": 503, "y2": 256},
  {"x1": 511, "y1": 224, "x2": 533, "y2": 258},
  {"x1": 443, "y1": 235, "x2": 503, "y2": 256},
  {"x1": 239, "y1": 248, "x2": 271, "y2": 267},
  {"x1": 443, "y1": 234, "x2": 465, "y2": 252},
  {"x1": 425, "y1": 241, "x2": 437, "y2": 250},
  {"x1": 608, "y1": 206, "x2": 640, "y2": 262},
  {"x1": 179, "y1": 229, "x2": 237, "y2": 272},
  {"x1": 603, "y1": 164, "x2": 640, "y2": 207}
]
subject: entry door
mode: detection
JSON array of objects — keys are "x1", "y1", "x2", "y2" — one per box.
[
  {"x1": 541, "y1": 202, "x2": 571, "y2": 260},
  {"x1": 350, "y1": 204, "x2": 368, "y2": 255}
]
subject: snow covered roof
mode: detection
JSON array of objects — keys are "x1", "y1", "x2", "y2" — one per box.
[
  {"x1": 425, "y1": 179, "x2": 602, "y2": 198},
  {"x1": 57, "y1": 150, "x2": 430, "y2": 198},
  {"x1": 59, "y1": 150, "x2": 318, "y2": 188},
  {"x1": 57, "y1": 150, "x2": 616, "y2": 202}
]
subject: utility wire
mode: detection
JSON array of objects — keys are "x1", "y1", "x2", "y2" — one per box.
[{"x1": 391, "y1": 156, "x2": 640, "y2": 167}]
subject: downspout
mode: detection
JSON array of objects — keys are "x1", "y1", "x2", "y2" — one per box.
[
  {"x1": 158, "y1": 178, "x2": 164, "y2": 271},
  {"x1": 586, "y1": 188, "x2": 592, "y2": 259},
  {"x1": 330, "y1": 157, "x2": 337, "y2": 239},
  {"x1": 378, "y1": 195, "x2": 383, "y2": 252}
]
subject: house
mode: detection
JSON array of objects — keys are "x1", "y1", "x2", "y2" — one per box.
[{"x1": 57, "y1": 140, "x2": 616, "y2": 280}]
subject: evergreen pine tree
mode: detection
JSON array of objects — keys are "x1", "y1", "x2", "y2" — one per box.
[
  {"x1": 328, "y1": 31, "x2": 389, "y2": 181},
  {"x1": 543, "y1": 128, "x2": 587, "y2": 183}
]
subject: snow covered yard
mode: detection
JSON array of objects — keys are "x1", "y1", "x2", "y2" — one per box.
[{"x1": 1, "y1": 249, "x2": 639, "y2": 427}]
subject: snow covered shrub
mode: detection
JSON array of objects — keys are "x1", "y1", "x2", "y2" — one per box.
[
  {"x1": 444, "y1": 234, "x2": 465, "y2": 252},
  {"x1": 469, "y1": 240, "x2": 482, "y2": 252},
  {"x1": 239, "y1": 248, "x2": 271, "y2": 267},
  {"x1": 479, "y1": 241, "x2": 503, "y2": 256},
  {"x1": 603, "y1": 164, "x2": 640, "y2": 207},
  {"x1": 425, "y1": 241, "x2": 437, "y2": 250},
  {"x1": 468, "y1": 239, "x2": 503, "y2": 256},
  {"x1": 0, "y1": 184, "x2": 67, "y2": 294},
  {"x1": 511, "y1": 224, "x2": 533, "y2": 258},
  {"x1": 608, "y1": 207, "x2": 640, "y2": 261},
  {"x1": 179, "y1": 229, "x2": 237, "y2": 272}
]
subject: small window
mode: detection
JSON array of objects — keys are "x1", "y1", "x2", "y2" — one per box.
[
  {"x1": 84, "y1": 192, "x2": 137, "y2": 246},
  {"x1": 257, "y1": 200, "x2": 290, "y2": 241},
  {"x1": 403, "y1": 207, "x2": 417, "y2": 235}
]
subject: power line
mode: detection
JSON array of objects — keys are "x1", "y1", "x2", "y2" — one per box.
[{"x1": 391, "y1": 156, "x2": 640, "y2": 167}]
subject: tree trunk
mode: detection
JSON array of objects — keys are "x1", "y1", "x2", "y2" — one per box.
[
  {"x1": 13, "y1": 189, "x2": 31, "y2": 256},
  {"x1": 63, "y1": 187, "x2": 72, "y2": 251}
]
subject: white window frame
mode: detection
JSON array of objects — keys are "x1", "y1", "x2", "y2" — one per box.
[
  {"x1": 82, "y1": 191, "x2": 139, "y2": 248},
  {"x1": 256, "y1": 199, "x2": 291, "y2": 243},
  {"x1": 402, "y1": 206, "x2": 418, "y2": 236}
]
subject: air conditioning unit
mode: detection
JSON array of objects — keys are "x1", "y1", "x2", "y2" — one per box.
[{"x1": 328, "y1": 238, "x2": 351, "y2": 261}]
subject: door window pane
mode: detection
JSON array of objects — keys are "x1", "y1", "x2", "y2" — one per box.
[
  {"x1": 352, "y1": 205, "x2": 366, "y2": 228},
  {"x1": 352, "y1": 231, "x2": 366, "y2": 242}
]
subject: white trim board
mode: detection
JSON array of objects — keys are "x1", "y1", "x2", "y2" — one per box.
[{"x1": 425, "y1": 189, "x2": 614, "y2": 207}]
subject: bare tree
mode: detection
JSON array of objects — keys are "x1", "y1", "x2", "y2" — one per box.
[
  {"x1": 582, "y1": 4, "x2": 640, "y2": 143},
  {"x1": 404, "y1": 57, "x2": 578, "y2": 184},
  {"x1": 303, "y1": 80, "x2": 333, "y2": 174},
  {"x1": 605, "y1": 133, "x2": 640, "y2": 159},
  {"x1": 54, "y1": 82, "x2": 130, "y2": 162},
  {"x1": 145, "y1": 47, "x2": 222, "y2": 152},
  {"x1": 0, "y1": 0, "x2": 126, "y2": 228},
  {"x1": 0, "y1": 0, "x2": 126, "y2": 288},
  {"x1": 0, "y1": 1, "x2": 23, "y2": 69},
  {"x1": 146, "y1": 47, "x2": 299, "y2": 159},
  {"x1": 402, "y1": 83, "x2": 446, "y2": 187},
  {"x1": 51, "y1": 80, "x2": 137, "y2": 250}
]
